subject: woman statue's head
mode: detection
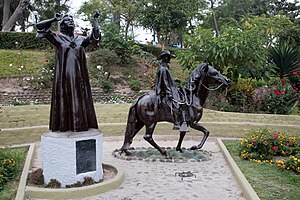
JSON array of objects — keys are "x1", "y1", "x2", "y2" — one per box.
[{"x1": 60, "y1": 15, "x2": 75, "y2": 34}]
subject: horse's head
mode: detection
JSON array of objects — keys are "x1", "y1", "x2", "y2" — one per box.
[
  {"x1": 201, "y1": 63, "x2": 230, "y2": 87},
  {"x1": 187, "y1": 63, "x2": 230, "y2": 90}
]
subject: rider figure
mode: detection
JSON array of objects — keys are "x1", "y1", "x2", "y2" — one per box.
[{"x1": 155, "y1": 50, "x2": 182, "y2": 130}]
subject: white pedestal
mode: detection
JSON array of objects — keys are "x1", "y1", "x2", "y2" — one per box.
[{"x1": 41, "y1": 129, "x2": 103, "y2": 187}]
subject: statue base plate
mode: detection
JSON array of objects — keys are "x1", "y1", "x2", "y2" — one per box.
[{"x1": 41, "y1": 129, "x2": 103, "y2": 187}]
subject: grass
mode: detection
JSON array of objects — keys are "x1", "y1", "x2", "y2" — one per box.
[
  {"x1": 0, "y1": 147, "x2": 27, "y2": 200},
  {"x1": 0, "y1": 49, "x2": 50, "y2": 78},
  {"x1": 0, "y1": 104, "x2": 299, "y2": 146},
  {"x1": 224, "y1": 141, "x2": 300, "y2": 200}
]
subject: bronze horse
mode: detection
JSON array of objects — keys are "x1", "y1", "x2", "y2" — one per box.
[{"x1": 121, "y1": 63, "x2": 229, "y2": 156}]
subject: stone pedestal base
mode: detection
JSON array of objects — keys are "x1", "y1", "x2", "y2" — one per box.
[{"x1": 41, "y1": 129, "x2": 103, "y2": 187}]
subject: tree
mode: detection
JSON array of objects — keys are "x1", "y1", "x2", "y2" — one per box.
[
  {"x1": 32, "y1": 0, "x2": 70, "y2": 21},
  {"x1": 79, "y1": 0, "x2": 148, "y2": 39},
  {"x1": 1, "y1": 0, "x2": 30, "y2": 31},
  {"x1": 139, "y1": 0, "x2": 205, "y2": 44},
  {"x1": 177, "y1": 15, "x2": 292, "y2": 81}
]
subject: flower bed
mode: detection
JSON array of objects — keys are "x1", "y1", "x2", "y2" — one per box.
[{"x1": 239, "y1": 129, "x2": 300, "y2": 174}]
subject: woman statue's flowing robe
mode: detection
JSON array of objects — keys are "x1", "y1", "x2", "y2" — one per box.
[{"x1": 36, "y1": 26, "x2": 99, "y2": 132}]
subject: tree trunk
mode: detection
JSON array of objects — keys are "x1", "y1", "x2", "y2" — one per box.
[
  {"x1": 124, "y1": 21, "x2": 130, "y2": 40},
  {"x1": 1, "y1": 0, "x2": 12, "y2": 28},
  {"x1": 210, "y1": 0, "x2": 219, "y2": 37},
  {"x1": 113, "y1": 12, "x2": 121, "y2": 31},
  {"x1": 2, "y1": 0, "x2": 30, "y2": 32}
]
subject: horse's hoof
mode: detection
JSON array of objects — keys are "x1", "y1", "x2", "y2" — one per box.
[
  {"x1": 120, "y1": 149, "x2": 132, "y2": 156},
  {"x1": 165, "y1": 153, "x2": 172, "y2": 159},
  {"x1": 190, "y1": 145, "x2": 198, "y2": 150},
  {"x1": 176, "y1": 147, "x2": 183, "y2": 153}
]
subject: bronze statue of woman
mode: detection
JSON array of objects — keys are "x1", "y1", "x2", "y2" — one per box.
[{"x1": 36, "y1": 11, "x2": 100, "y2": 132}]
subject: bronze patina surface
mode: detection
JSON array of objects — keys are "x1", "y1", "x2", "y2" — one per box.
[
  {"x1": 36, "y1": 11, "x2": 100, "y2": 132},
  {"x1": 121, "y1": 61, "x2": 229, "y2": 157}
]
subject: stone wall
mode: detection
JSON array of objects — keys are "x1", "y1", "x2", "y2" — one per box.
[{"x1": 0, "y1": 88, "x2": 144, "y2": 105}]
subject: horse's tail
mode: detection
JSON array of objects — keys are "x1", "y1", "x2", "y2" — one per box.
[{"x1": 121, "y1": 97, "x2": 144, "y2": 151}]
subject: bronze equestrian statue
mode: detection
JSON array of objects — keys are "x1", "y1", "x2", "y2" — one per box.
[{"x1": 121, "y1": 62, "x2": 230, "y2": 157}]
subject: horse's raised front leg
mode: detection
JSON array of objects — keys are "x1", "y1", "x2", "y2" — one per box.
[
  {"x1": 190, "y1": 122, "x2": 210, "y2": 150},
  {"x1": 143, "y1": 123, "x2": 168, "y2": 157},
  {"x1": 176, "y1": 131, "x2": 186, "y2": 153}
]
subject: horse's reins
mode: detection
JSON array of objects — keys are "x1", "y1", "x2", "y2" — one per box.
[
  {"x1": 201, "y1": 82, "x2": 224, "y2": 91},
  {"x1": 173, "y1": 81, "x2": 224, "y2": 106}
]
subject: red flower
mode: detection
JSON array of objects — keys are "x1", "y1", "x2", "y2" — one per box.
[
  {"x1": 271, "y1": 146, "x2": 277, "y2": 151},
  {"x1": 292, "y1": 71, "x2": 298, "y2": 76},
  {"x1": 273, "y1": 89, "x2": 281, "y2": 95},
  {"x1": 281, "y1": 79, "x2": 286, "y2": 83},
  {"x1": 294, "y1": 88, "x2": 299, "y2": 91},
  {"x1": 45, "y1": 59, "x2": 49, "y2": 63},
  {"x1": 298, "y1": 96, "x2": 300, "y2": 99},
  {"x1": 260, "y1": 89, "x2": 264, "y2": 93},
  {"x1": 273, "y1": 133, "x2": 278, "y2": 138}
]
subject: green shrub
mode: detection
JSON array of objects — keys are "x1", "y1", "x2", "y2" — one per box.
[
  {"x1": 101, "y1": 23, "x2": 132, "y2": 63},
  {"x1": 221, "y1": 79, "x2": 258, "y2": 113},
  {"x1": 129, "y1": 79, "x2": 141, "y2": 92},
  {"x1": 288, "y1": 71, "x2": 300, "y2": 93},
  {"x1": 100, "y1": 79, "x2": 114, "y2": 93},
  {"x1": 277, "y1": 154, "x2": 300, "y2": 174},
  {"x1": 11, "y1": 97, "x2": 31, "y2": 106},
  {"x1": 0, "y1": 32, "x2": 52, "y2": 50},
  {"x1": 139, "y1": 44, "x2": 180, "y2": 58},
  {"x1": 0, "y1": 147, "x2": 24, "y2": 191},
  {"x1": 259, "y1": 79, "x2": 299, "y2": 114}
]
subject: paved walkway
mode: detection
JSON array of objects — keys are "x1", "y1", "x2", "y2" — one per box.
[{"x1": 30, "y1": 136, "x2": 245, "y2": 200}]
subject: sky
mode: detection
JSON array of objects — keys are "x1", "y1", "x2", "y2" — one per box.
[{"x1": 67, "y1": 0, "x2": 152, "y2": 43}]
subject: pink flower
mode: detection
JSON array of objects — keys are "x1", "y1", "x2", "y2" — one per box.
[
  {"x1": 281, "y1": 79, "x2": 286, "y2": 83},
  {"x1": 298, "y1": 96, "x2": 300, "y2": 99},
  {"x1": 286, "y1": 143, "x2": 290, "y2": 146},
  {"x1": 281, "y1": 90, "x2": 285, "y2": 94},
  {"x1": 292, "y1": 71, "x2": 298, "y2": 76},
  {"x1": 252, "y1": 139, "x2": 256, "y2": 143},
  {"x1": 271, "y1": 146, "x2": 277, "y2": 151},
  {"x1": 294, "y1": 88, "x2": 299, "y2": 91},
  {"x1": 274, "y1": 133, "x2": 278, "y2": 138},
  {"x1": 260, "y1": 89, "x2": 264, "y2": 93}
]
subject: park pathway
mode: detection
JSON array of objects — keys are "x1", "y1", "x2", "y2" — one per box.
[{"x1": 29, "y1": 135, "x2": 246, "y2": 200}]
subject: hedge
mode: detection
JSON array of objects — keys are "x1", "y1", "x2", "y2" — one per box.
[
  {"x1": 0, "y1": 32, "x2": 52, "y2": 50},
  {"x1": 139, "y1": 44, "x2": 182, "y2": 57}
]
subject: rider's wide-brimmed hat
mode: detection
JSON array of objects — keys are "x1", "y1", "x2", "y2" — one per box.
[{"x1": 158, "y1": 50, "x2": 176, "y2": 60}]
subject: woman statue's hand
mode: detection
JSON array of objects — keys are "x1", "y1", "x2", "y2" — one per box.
[
  {"x1": 94, "y1": 10, "x2": 100, "y2": 19},
  {"x1": 54, "y1": 13, "x2": 63, "y2": 21}
]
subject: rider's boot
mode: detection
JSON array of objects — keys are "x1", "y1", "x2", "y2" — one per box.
[{"x1": 172, "y1": 110, "x2": 181, "y2": 130}]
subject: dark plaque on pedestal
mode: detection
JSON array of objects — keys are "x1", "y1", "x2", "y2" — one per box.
[{"x1": 76, "y1": 139, "x2": 96, "y2": 174}]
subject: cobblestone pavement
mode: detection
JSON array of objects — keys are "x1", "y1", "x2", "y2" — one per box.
[
  {"x1": 76, "y1": 136, "x2": 245, "y2": 200},
  {"x1": 30, "y1": 135, "x2": 245, "y2": 200}
]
